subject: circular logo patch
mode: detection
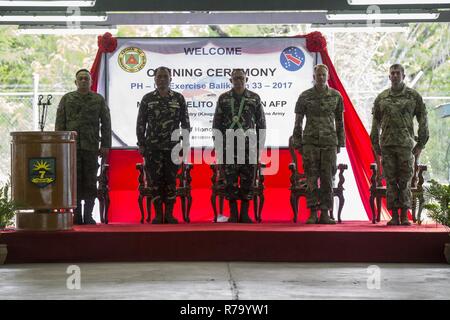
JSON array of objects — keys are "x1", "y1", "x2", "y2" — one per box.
[
  {"x1": 118, "y1": 47, "x2": 147, "y2": 73},
  {"x1": 280, "y1": 46, "x2": 306, "y2": 72}
]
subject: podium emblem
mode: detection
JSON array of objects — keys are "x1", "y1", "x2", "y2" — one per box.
[{"x1": 29, "y1": 158, "x2": 56, "y2": 188}]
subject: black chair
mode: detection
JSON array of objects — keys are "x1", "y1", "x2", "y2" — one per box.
[
  {"x1": 97, "y1": 163, "x2": 110, "y2": 224},
  {"x1": 210, "y1": 162, "x2": 266, "y2": 223},
  {"x1": 369, "y1": 154, "x2": 427, "y2": 224},
  {"x1": 136, "y1": 161, "x2": 193, "y2": 224}
]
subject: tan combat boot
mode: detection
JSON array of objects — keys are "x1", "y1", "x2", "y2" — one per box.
[
  {"x1": 73, "y1": 200, "x2": 83, "y2": 225},
  {"x1": 239, "y1": 200, "x2": 253, "y2": 223},
  {"x1": 83, "y1": 198, "x2": 97, "y2": 225},
  {"x1": 152, "y1": 199, "x2": 164, "y2": 224},
  {"x1": 387, "y1": 209, "x2": 400, "y2": 226},
  {"x1": 306, "y1": 208, "x2": 318, "y2": 224},
  {"x1": 164, "y1": 201, "x2": 178, "y2": 224},
  {"x1": 400, "y1": 208, "x2": 411, "y2": 226},
  {"x1": 228, "y1": 200, "x2": 239, "y2": 223},
  {"x1": 318, "y1": 209, "x2": 336, "y2": 225}
]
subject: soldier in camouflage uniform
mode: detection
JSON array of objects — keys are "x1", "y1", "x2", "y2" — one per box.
[
  {"x1": 370, "y1": 64, "x2": 429, "y2": 226},
  {"x1": 136, "y1": 66, "x2": 190, "y2": 224},
  {"x1": 213, "y1": 69, "x2": 266, "y2": 223},
  {"x1": 55, "y1": 69, "x2": 111, "y2": 225},
  {"x1": 292, "y1": 64, "x2": 345, "y2": 224}
]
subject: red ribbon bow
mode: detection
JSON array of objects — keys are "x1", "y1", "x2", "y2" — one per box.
[
  {"x1": 305, "y1": 32, "x2": 327, "y2": 52},
  {"x1": 98, "y1": 32, "x2": 117, "y2": 53}
]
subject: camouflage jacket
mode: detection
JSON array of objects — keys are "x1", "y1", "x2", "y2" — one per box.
[
  {"x1": 370, "y1": 85, "x2": 429, "y2": 153},
  {"x1": 55, "y1": 91, "x2": 112, "y2": 152},
  {"x1": 293, "y1": 86, "x2": 345, "y2": 147},
  {"x1": 213, "y1": 89, "x2": 266, "y2": 140},
  {"x1": 136, "y1": 89, "x2": 190, "y2": 151}
]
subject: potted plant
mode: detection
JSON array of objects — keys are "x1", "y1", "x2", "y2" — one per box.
[
  {"x1": 0, "y1": 179, "x2": 16, "y2": 264},
  {"x1": 424, "y1": 179, "x2": 450, "y2": 263}
]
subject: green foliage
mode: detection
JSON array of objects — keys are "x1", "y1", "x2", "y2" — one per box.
[
  {"x1": 0, "y1": 179, "x2": 16, "y2": 229},
  {"x1": 424, "y1": 179, "x2": 450, "y2": 233},
  {"x1": 332, "y1": 23, "x2": 450, "y2": 182},
  {"x1": 0, "y1": 26, "x2": 98, "y2": 91},
  {"x1": 421, "y1": 107, "x2": 450, "y2": 182}
]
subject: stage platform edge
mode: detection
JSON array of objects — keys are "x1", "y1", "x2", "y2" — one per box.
[{"x1": 1, "y1": 221, "x2": 448, "y2": 264}]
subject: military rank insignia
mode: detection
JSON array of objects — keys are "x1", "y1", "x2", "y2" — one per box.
[{"x1": 29, "y1": 158, "x2": 56, "y2": 188}]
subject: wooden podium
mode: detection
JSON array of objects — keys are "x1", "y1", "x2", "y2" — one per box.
[{"x1": 10, "y1": 131, "x2": 77, "y2": 231}]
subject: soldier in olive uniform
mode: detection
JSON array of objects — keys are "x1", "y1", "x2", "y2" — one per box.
[
  {"x1": 213, "y1": 69, "x2": 266, "y2": 223},
  {"x1": 370, "y1": 64, "x2": 429, "y2": 226},
  {"x1": 136, "y1": 66, "x2": 190, "y2": 224},
  {"x1": 292, "y1": 64, "x2": 345, "y2": 224},
  {"x1": 55, "y1": 69, "x2": 112, "y2": 225}
]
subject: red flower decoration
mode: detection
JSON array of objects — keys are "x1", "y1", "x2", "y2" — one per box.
[
  {"x1": 98, "y1": 32, "x2": 117, "y2": 53},
  {"x1": 305, "y1": 32, "x2": 327, "y2": 52}
]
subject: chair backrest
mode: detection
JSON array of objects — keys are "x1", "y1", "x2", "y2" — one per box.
[
  {"x1": 288, "y1": 135, "x2": 305, "y2": 177},
  {"x1": 371, "y1": 152, "x2": 427, "y2": 188},
  {"x1": 97, "y1": 163, "x2": 109, "y2": 192}
]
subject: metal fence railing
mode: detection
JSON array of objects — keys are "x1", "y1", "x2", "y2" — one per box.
[{"x1": 0, "y1": 93, "x2": 63, "y2": 184}]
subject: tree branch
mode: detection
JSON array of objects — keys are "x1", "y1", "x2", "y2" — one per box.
[{"x1": 209, "y1": 25, "x2": 229, "y2": 37}]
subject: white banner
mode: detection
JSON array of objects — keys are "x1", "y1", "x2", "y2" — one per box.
[{"x1": 102, "y1": 37, "x2": 317, "y2": 147}]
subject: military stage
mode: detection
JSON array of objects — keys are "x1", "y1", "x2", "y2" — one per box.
[
  {"x1": 3, "y1": 33, "x2": 447, "y2": 265},
  {"x1": 2, "y1": 148, "x2": 448, "y2": 264},
  {"x1": 2, "y1": 222, "x2": 447, "y2": 264}
]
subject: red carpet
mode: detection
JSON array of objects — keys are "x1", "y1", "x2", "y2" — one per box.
[{"x1": 2, "y1": 221, "x2": 448, "y2": 264}]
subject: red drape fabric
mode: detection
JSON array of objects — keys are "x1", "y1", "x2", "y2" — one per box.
[{"x1": 90, "y1": 32, "x2": 117, "y2": 92}]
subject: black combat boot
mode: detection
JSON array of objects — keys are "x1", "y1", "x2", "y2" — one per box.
[
  {"x1": 164, "y1": 200, "x2": 178, "y2": 224},
  {"x1": 239, "y1": 200, "x2": 253, "y2": 223},
  {"x1": 306, "y1": 207, "x2": 318, "y2": 224},
  {"x1": 73, "y1": 199, "x2": 83, "y2": 225},
  {"x1": 152, "y1": 198, "x2": 164, "y2": 224},
  {"x1": 228, "y1": 200, "x2": 239, "y2": 223},
  {"x1": 83, "y1": 198, "x2": 97, "y2": 225},
  {"x1": 400, "y1": 208, "x2": 411, "y2": 226},
  {"x1": 387, "y1": 208, "x2": 400, "y2": 226},
  {"x1": 318, "y1": 208, "x2": 336, "y2": 225}
]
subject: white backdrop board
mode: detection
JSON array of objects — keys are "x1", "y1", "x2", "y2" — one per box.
[{"x1": 98, "y1": 37, "x2": 318, "y2": 148}]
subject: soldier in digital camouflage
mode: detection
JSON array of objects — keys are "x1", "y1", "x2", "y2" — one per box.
[
  {"x1": 292, "y1": 64, "x2": 345, "y2": 224},
  {"x1": 370, "y1": 63, "x2": 429, "y2": 226},
  {"x1": 136, "y1": 66, "x2": 190, "y2": 224},
  {"x1": 55, "y1": 69, "x2": 111, "y2": 225},
  {"x1": 212, "y1": 69, "x2": 266, "y2": 223}
]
